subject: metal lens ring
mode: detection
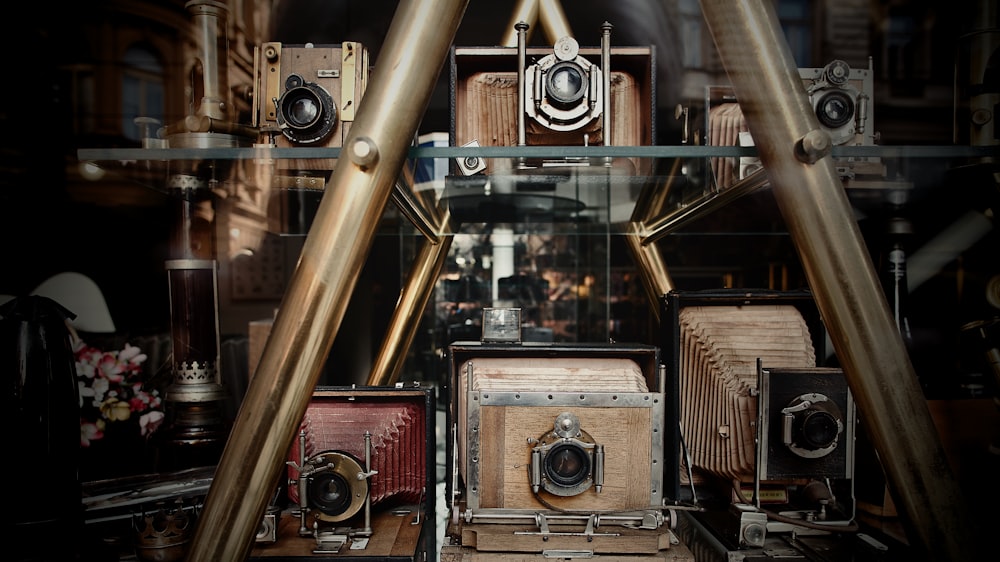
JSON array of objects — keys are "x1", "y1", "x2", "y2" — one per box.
[
  {"x1": 799, "y1": 409, "x2": 841, "y2": 449},
  {"x1": 277, "y1": 74, "x2": 337, "y2": 144},
  {"x1": 823, "y1": 59, "x2": 852, "y2": 86},
  {"x1": 545, "y1": 61, "x2": 588, "y2": 107},
  {"x1": 814, "y1": 89, "x2": 855, "y2": 130},
  {"x1": 304, "y1": 450, "x2": 368, "y2": 522},
  {"x1": 782, "y1": 393, "x2": 844, "y2": 459},
  {"x1": 531, "y1": 413, "x2": 600, "y2": 497},
  {"x1": 544, "y1": 441, "x2": 592, "y2": 487}
]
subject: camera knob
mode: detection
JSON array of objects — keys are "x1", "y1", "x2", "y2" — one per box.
[
  {"x1": 349, "y1": 136, "x2": 379, "y2": 169},
  {"x1": 553, "y1": 36, "x2": 579, "y2": 62}
]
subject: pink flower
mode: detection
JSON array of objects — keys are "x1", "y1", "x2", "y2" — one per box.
[
  {"x1": 118, "y1": 343, "x2": 147, "y2": 365},
  {"x1": 81, "y1": 420, "x2": 105, "y2": 447},
  {"x1": 139, "y1": 411, "x2": 165, "y2": 437},
  {"x1": 95, "y1": 352, "x2": 127, "y2": 384}
]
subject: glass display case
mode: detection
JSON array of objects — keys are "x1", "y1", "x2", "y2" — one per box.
[{"x1": 77, "y1": 141, "x2": 998, "y2": 395}]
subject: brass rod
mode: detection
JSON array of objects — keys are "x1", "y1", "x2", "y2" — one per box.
[
  {"x1": 641, "y1": 168, "x2": 770, "y2": 245},
  {"x1": 500, "y1": 0, "x2": 572, "y2": 46},
  {"x1": 601, "y1": 22, "x2": 612, "y2": 148},
  {"x1": 538, "y1": 0, "x2": 572, "y2": 43},
  {"x1": 699, "y1": 1, "x2": 980, "y2": 560},
  {"x1": 366, "y1": 223, "x2": 454, "y2": 386},
  {"x1": 626, "y1": 159, "x2": 682, "y2": 322},
  {"x1": 501, "y1": 0, "x2": 539, "y2": 46},
  {"x1": 631, "y1": 158, "x2": 681, "y2": 224},
  {"x1": 624, "y1": 222, "x2": 672, "y2": 324},
  {"x1": 392, "y1": 180, "x2": 445, "y2": 244},
  {"x1": 184, "y1": 1, "x2": 470, "y2": 559}
]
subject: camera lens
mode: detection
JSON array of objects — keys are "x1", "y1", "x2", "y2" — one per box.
[
  {"x1": 277, "y1": 74, "x2": 337, "y2": 144},
  {"x1": 544, "y1": 442, "x2": 590, "y2": 487},
  {"x1": 799, "y1": 410, "x2": 840, "y2": 450},
  {"x1": 308, "y1": 471, "x2": 352, "y2": 516},
  {"x1": 284, "y1": 90, "x2": 321, "y2": 128},
  {"x1": 545, "y1": 61, "x2": 587, "y2": 106},
  {"x1": 815, "y1": 90, "x2": 854, "y2": 129}
]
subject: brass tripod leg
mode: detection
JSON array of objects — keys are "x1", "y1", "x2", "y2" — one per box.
[
  {"x1": 699, "y1": 1, "x2": 980, "y2": 560},
  {"x1": 185, "y1": 1, "x2": 471, "y2": 559},
  {"x1": 501, "y1": 0, "x2": 573, "y2": 46}
]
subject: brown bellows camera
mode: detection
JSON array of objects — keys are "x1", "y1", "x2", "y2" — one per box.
[
  {"x1": 706, "y1": 59, "x2": 878, "y2": 190},
  {"x1": 450, "y1": 25, "x2": 655, "y2": 176},
  {"x1": 661, "y1": 290, "x2": 858, "y2": 541}
]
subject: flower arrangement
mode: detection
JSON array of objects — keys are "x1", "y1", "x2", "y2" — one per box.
[{"x1": 74, "y1": 338, "x2": 165, "y2": 447}]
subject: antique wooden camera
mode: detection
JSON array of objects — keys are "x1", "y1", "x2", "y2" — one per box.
[
  {"x1": 706, "y1": 59, "x2": 878, "y2": 189},
  {"x1": 445, "y1": 24, "x2": 656, "y2": 224},
  {"x1": 253, "y1": 42, "x2": 369, "y2": 154},
  {"x1": 447, "y1": 342, "x2": 669, "y2": 528},
  {"x1": 661, "y1": 289, "x2": 857, "y2": 547},
  {"x1": 450, "y1": 23, "x2": 655, "y2": 176},
  {"x1": 251, "y1": 41, "x2": 370, "y2": 233}
]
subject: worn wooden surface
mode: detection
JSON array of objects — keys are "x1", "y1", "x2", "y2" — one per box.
[
  {"x1": 441, "y1": 520, "x2": 694, "y2": 561},
  {"x1": 249, "y1": 507, "x2": 424, "y2": 560}
]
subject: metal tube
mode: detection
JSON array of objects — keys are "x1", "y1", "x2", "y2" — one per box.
[
  {"x1": 538, "y1": 0, "x2": 572, "y2": 44},
  {"x1": 601, "y1": 22, "x2": 612, "y2": 148},
  {"x1": 501, "y1": 0, "x2": 539, "y2": 46},
  {"x1": 626, "y1": 160, "x2": 681, "y2": 322},
  {"x1": 517, "y1": 21, "x2": 529, "y2": 147},
  {"x1": 500, "y1": 0, "x2": 572, "y2": 46},
  {"x1": 185, "y1": 1, "x2": 470, "y2": 559},
  {"x1": 641, "y1": 169, "x2": 770, "y2": 245},
  {"x1": 699, "y1": 2, "x2": 980, "y2": 560},
  {"x1": 366, "y1": 220, "x2": 454, "y2": 386},
  {"x1": 391, "y1": 180, "x2": 446, "y2": 244},
  {"x1": 187, "y1": 0, "x2": 228, "y2": 120},
  {"x1": 624, "y1": 222, "x2": 672, "y2": 324}
]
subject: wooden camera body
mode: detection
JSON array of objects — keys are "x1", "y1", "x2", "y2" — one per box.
[
  {"x1": 706, "y1": 59, "x2": 878, "y2": 190},
  {"x1": 449, "y1": 30, "x2": 656, "y2": 177},
  {"x1": 253, "y1": 42, "x2": 370, "y2": 173},
  {"x1": 447, "y1": 342, "x2": 668, "y2": 526}
]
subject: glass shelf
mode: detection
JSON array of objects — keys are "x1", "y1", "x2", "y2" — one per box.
[{"x1": 76, "y1": 143, "x2": 996, "y2": 238}]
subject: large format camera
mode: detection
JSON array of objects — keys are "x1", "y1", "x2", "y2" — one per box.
[
  {"x1": 706, "y1": 59, "x2": 877, "y2": 190},
  {"x1": 444, "y1": 24, "x2": 655, "y2": 224},
  {"x1": 253, "y1": 42, "x2": 369, "y2": 153},
  {"x1": 250, "y1": 386, "x2": 434, "y2": 559},
  {"x1": 450, "y1": 342, "x2": 668, "y2": 532},
  {"x1": 450, "y1": 24, "x2": 655, "y2": 176},
  {"x1": 661, "y1": 290, "x2": 857, "y2": 549}
]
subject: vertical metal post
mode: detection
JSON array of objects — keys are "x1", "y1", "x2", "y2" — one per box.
[
  {"x1": 185, "y1": 1, "x2": 470, "y2": 559},
  {"x1": 698, "y1": 1, "x2": 980, "y2": 560}
]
